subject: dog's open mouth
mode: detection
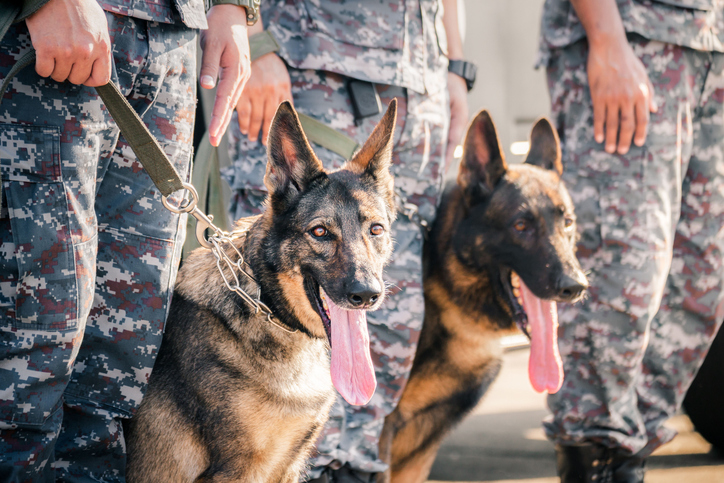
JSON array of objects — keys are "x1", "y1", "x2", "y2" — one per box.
[
  {"x1": 501, "y1": 269, "x2": 563, "y2": 395},
  {"x1": 306, "y1": 277, "x2": 377, "y2": 406}
]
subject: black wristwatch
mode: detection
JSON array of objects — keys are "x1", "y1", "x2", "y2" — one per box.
[
  {"x1": 448, "y1": 60, "x2": 477, "y2": 92},
  {"x1": 208, "y1": 0, "x2": 261, "y2": 25}
]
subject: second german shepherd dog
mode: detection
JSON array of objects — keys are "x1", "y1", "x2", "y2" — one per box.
[
  {"x1": 127, "y1": 101, "x2": 398, "y2": 482},
  {"x1": 379, "y1": 110, "x2": 588, "y2": 483}
]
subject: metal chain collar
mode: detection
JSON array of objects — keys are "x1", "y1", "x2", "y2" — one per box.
[{"x1": 162, "y1": 183, "x2": 297, "y2": 334}]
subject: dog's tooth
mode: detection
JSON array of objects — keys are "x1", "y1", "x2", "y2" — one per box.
[
  {"x1": 511, "y1": 272, "x2": 520, "y2": 288},
  {"x1": 513, "y1": 287, "x2": 520, "y2": 299},
  {"x1": 320, "y1": 289, "x2": 330, "y2": 312}
]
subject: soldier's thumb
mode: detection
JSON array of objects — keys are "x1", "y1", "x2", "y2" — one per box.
[{"x1": 200, "y1": 42, "x2": 223, "y2": 89}]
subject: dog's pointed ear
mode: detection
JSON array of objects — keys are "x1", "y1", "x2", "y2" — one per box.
[
  {"x1": 524, "y1": 118, "x2": 562, "y2": 176},
  {"x1": 345, "y1": 99, "x2": 397, "y2": 210},
  {"x1": 346, "y1": 99, "x2": 396, "y2": 180},
  {"x1": 458, "y1": 109, "x2": 507, "y2": 198},
  {"x1": 264, "y1": 101, "x2": 325, "y2": 199}
]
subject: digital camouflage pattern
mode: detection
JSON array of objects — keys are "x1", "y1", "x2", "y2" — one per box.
[
  {"x1": 262, "y1": 0, "x2": 449, "y2": 95},
  {"x1": 543, "y1": 35, "x2": 724, "y2": 457},
  {"x1": 100, "y1": 0, "x2": 208, "y2": 29},
  {"x1": 538, "y1": 0, "x2": 724, "y2": 66},
  {"x1": 223, "y1": 68, "x2": 449, "y2": 478},
  {"x1": 0, "y1": 14, "x2": 196, "y2": 481}
]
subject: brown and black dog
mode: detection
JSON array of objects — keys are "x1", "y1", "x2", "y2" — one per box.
[
  {"x1": 379, "y1": 110, "x2": 588, "y2": 483},
  {"x1": 126, "y1": 101, "x2": 399, "y2": 482}
]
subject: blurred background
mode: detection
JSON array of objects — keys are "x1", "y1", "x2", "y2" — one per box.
[{"x1": 459, "y1": 0, "x2": 548, "y2": 164}]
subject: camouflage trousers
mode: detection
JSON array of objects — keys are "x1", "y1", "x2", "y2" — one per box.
[
  {"x1": 0, "y1": 15, "x2": 196, "y2": 482},
  {"x1": 544, "y1": 35, "x2": 724, "y2": 458},
  {"x1": 223, "y1": 68, "x2": 449, "y2": 478}
]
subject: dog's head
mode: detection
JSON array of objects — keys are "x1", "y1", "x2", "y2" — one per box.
[
  {"x1": 451, "y1": 110, "x2": 588, "y2": 392},
  {"x1": 254, "y1": 100, "x2": 397, "y2": 405}
]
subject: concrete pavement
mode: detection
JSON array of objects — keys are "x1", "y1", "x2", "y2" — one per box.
[{"x1": 427, "y1": 346, "x2": 724, "y2": 483}]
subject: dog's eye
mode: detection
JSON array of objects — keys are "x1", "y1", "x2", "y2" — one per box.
[
  {"x1": 513, "y1": 220, "x2": 527, "y2": 232},
  {"x1": 310, "y1": 226, "x2": 328, "y2": 238},
  {"x1": 370, "y1": 224, "x2": 384, "y2": 236},
  {"x1": 564, "y1": 217, "x2": 574, "y2": 228}
]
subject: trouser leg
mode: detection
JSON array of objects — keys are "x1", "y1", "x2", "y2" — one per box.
[
  {"x1": 636, "y1": 50, "x2": 724, "y2": 457},
  {"x1": 0, "y1": 15, "x2": 195, "y2": 482},
  {"x1": 543, "y1": 37, "x2": 720, "y2": 457},
  {"x1": 0, "y1": 23, "x2": 110, "y2": 482},
  {"x1": 55, "y1": 18, "x2": 196, "y2": 482}
]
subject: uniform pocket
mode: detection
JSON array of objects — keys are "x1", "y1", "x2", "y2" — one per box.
[
  {"x1": 302, "y1": 0, "x2": 405, "y2": 49},
  {"x1": 0, "y1": 124, "x2": 79, "y2": 330}
]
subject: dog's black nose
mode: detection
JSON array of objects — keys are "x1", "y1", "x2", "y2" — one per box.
[
  {"x1": 347, "y1": 280, "x2": 382, "y2": 308},
  {"x1": 556, "y1": 273, "x2": 588, "y2": 301}
]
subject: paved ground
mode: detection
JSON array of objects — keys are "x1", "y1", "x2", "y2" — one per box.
[{"x1": 427, "y1": 345, "x2": 724, "y2": 483}]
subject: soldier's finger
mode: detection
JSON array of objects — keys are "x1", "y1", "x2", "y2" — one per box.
[
  {"x1": 199, "y1": 42, "x2": 222, "y2": 90},
  {"x1": 260, "y1": 96, "x2": 278, "y2": 146},
  {"x1": 633, "y1": 96, "x2": 650, "y2": 147},
  {"x1": 247, "y1": 97, "x2": 265, "y2": 143},
  {"x1": 86, "y1": 48, "x2": 112, "y2": 87},
  {"x1": 209, "y1": 69, "x2": 239, "y2": 143},
  {"x1": 617, "y1": 105, "x2": 635, "y2": 155},
  {"x1": 236, "y1": 97, "x2": 252, "y2": 135},
  {"x1": 647, "y1": 79, "x2": 658, "y2": 113},
  {"x1": 50, "y1": 57, "x2": 73, "y2": 83},
  {"x1": 34, "y1": 51, "x2": 55, "y2": 79},
  {"x1": 68, "y1": 59, "x2": 93, "y2": 86},
  {"x1": 592, "y1": 95, "x2": 606, "y2": 144},
  {"x1": 604, "y1": 103, "x2": 620, "y2": 154}
]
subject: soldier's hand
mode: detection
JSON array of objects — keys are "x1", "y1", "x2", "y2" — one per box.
[
  {"x1": 235, "y1": 52, "x2": 292, "y2": 146},
  {"x1": 25, "y1": 0, "x2": 112, "y2": 87},
  {"x1": 587, "y1": 38, "x2": 657, "y2": 155},
  {"x1": 201, "y1": 5, "x2": 252, "y2": 147},
  {"x1": 446, "y1": 72, "x2": 469, "y2": 167}
]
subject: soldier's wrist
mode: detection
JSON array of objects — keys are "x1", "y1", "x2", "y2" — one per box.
[{"x1": 207, "y1": 0, "x2": 260, "y2": 26}]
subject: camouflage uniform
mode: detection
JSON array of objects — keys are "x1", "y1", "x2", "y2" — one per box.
[
  {"x1": 539, "y1": 0, "x2": 724, "y2": 458},
  {"x1": 223, "y1": 1, "x2": 450, "y2": 478},
  {"x1": 0, "y1": 0, "x2": 204, "y2": 480}
]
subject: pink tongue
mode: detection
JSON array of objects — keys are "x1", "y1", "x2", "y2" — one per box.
[
  {"x1": 325, "y1": 292, "x2": 377, "y2": 406},
  {"x1": 519, "y1": 280, "x2": 563, "y2": 394}
]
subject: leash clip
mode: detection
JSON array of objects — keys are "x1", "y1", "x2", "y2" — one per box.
[{"x1": 161, "y1": 182, "x2": 223, "y2": 249}]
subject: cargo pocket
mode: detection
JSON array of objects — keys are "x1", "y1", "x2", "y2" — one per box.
[
  {"x1": 302, "y1": 0, "x2": 405, "y2": 49},
  {"x1": 595, "y1": 177, "x2": 668, "y2": 318},
  {"x1": 0, "y1": 124, "x2": 78, "y2": 330}
]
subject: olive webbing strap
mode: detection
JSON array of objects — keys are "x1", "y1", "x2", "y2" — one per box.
[{"x1": 95, "y1": 81, "x2": 185, "y2": 197}]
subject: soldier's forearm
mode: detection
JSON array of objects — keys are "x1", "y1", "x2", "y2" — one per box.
[
  {"x1": 569, "y1": 0, "x2": 628, "y2": 49},
  {"x1": 442, "y1": 0, "x2": 464, "y2": 59}
]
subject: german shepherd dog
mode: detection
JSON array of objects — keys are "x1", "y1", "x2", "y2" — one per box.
[
  {"x1": 127, "y1": 100, "x2": 398, "y2": 482},
  {"x1": 379, "y1": 110, "x2": 588, "y2": 483}
]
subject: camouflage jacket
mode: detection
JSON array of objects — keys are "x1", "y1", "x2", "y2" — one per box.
[
  {"x1": 99, "y1": 0, "x2": 207, "y2": 29},
  {"x1": 262, "y1": 0, "x2": 449, "y2": 95},
  {"x1": 538, "y1": 0, "x2": 724, "y2": 65}
]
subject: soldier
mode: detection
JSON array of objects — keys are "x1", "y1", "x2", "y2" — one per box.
[
  {"x1": 538, "y1": 0, "x2": 724, "y2": 481},
  {"x1": 222, "y1": 1, "x2": 473, "y2": 481},
  {"x1": 0, "y1": 0, "x2": 252, "y2": 480}
]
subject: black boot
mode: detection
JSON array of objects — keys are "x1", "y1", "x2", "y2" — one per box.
[{"x1": 555, "y1": 444, "x2": 645, "y2": 483}]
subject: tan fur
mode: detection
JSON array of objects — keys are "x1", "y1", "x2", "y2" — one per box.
[{"x1": 127, "y1": 101, "x2": 400, "y2": 483}]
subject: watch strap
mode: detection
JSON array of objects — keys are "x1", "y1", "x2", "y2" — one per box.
[{"x1": 448, "y1": 59, "x2": 477, "y2": 92}]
